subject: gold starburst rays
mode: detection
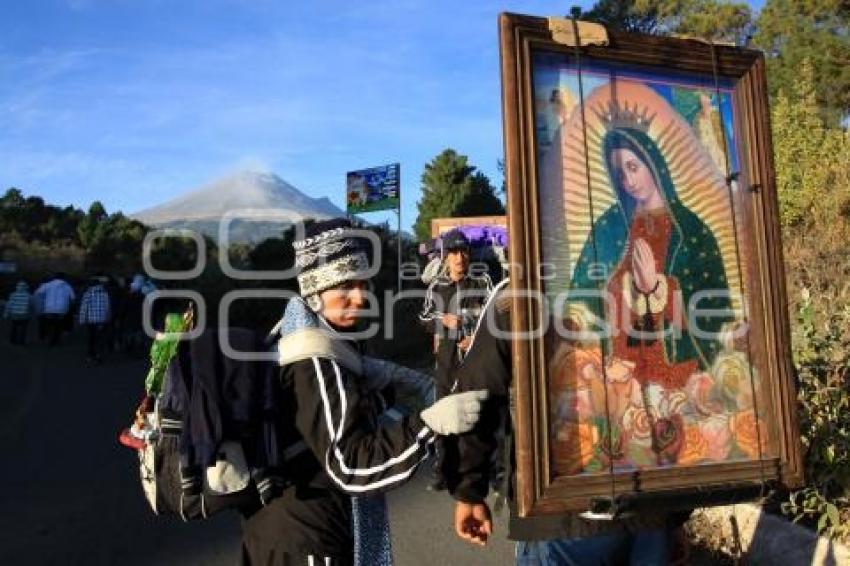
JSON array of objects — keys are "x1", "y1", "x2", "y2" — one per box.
[{"x1": 537, "y1": 80, "x2": 745, "y2": 314}]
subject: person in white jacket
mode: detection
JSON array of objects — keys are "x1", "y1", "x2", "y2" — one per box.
[{"x1": 34, "y1": 273, "x2": 75, "y2": 346}]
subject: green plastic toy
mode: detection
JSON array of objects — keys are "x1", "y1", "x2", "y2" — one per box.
[{"x1": 144, "y1": 309, "x2": 193, "y2": 394}]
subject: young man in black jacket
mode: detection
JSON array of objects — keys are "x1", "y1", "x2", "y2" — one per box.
[
  {"x1": 419, "y1": 229, "x2": 492, "y2": 490},
  {"x1": 240, "y1": 219, "x2": 488, "y2": 566},
  {"x1": 445, "y1": 279, "x2": 678, "y2": 565}
]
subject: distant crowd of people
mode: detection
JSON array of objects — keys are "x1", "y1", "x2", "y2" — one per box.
[{"x1": 2, "y1": 272, "x2": 157, "y2": 364}]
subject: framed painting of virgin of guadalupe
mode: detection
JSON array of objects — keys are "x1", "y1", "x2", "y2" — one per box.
[{"x1": 499, "y1": 12, "x2": 804, "y2": 517}]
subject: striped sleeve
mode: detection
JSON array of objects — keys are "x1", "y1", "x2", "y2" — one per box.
[{"x1": 291, "y1": 357, "x2": 434, "y2": 494}]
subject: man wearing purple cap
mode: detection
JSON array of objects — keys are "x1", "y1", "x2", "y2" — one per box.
[{"x1": 419, "y1": 228, "x2": 493, "y2": 490}]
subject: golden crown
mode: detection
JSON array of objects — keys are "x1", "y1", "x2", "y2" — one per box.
[{"x1": 592, "y1": 101, "x2": 655, "y2": 133}]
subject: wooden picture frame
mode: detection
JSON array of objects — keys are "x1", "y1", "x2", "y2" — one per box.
[{"x1": 499, "y1": 12, "x2": 803, "y2": 517}]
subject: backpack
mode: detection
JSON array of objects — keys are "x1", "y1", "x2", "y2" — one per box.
[
  {"x1": 120, "y1": 313, "x2": 286, "y2": 521},
  {"x1": 134, "y1": 398, "x2": 263, "y2": 520}
]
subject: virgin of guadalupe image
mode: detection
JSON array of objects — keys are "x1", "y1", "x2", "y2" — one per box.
[
  {"x1": 541, "y1": 80, "x2": 769, "y2": 474},
  {"x1": 569, "y1": 125, "x2": 732, "y2": 389}
]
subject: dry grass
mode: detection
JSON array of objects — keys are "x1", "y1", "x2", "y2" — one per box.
[{"x1": 782, "y1": 220, "x2": 850, "y2": 319}]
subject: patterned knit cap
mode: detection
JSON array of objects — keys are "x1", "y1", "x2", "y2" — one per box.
[{"x1": 293, "y1": 218, "x2": 373, "y2": 303}]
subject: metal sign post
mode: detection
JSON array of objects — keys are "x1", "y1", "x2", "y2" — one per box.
[{"x1": 396, "y1": 166, "x2": 402, "y2": 293}]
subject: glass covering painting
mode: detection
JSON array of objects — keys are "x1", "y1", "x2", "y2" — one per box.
[{"x1": 534, "y1": 51, "x2": 771, "y2": 477}]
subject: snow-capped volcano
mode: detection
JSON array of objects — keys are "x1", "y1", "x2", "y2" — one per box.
[{"x1": 131, "y1": 171, "x2": 345, "y2": 242}]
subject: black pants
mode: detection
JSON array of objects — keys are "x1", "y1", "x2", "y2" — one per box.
[
  {"x1": 9, "y1": 320, "x2": 28, "y2": 345},
  {"x1": 240, "y1": 483, "x2": 354, "y2": 566},
  {"x1": 431, "y1": 375, "x2": 454, "y2": 481},
  {"x1": 86, "y1": 323, "x2": 106, "y2": 361},
  {"x1": 37, "y1": 315, "x2": 47, "y2": 341},
  {"x1": 44, "y1": 314, "x2": 66, "y2": 346}
]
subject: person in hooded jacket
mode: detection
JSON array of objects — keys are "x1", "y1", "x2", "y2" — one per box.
[
  {"x1": 239, "y1": 219, "x2": 488, "y2": 566},
  {"x1": 4, "y1": 280, "x2": 33, "y2": 345}
]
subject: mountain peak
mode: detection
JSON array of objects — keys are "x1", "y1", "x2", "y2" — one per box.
[
  {"x1": 131, "y1": 170, "x2": 346, "y2": 242},
  {"x1": 225, "y1": 169, "x2": 281, "y2": 185}
]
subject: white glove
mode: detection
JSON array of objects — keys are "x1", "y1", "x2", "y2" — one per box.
[{"x1": 420, "y1": 390, "x2": 489, "y2": 435}]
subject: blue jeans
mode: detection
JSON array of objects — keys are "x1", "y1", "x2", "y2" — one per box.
[{"x1": 515, "y1": 529, "x2": 669, "y2": 566}]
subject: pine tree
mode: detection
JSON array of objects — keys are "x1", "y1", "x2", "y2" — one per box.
[
  {"x1": 1, "y1": 188, "x2": 25, "y2": 208},
  {"x1": 755, "y1": 0, "x2": 850, "y2": 125},
  {"x1": 413, "y1": 149, "x2": 504, "y2": 242},
  {"x1": 77, "y1": 201, "x2": 108, "y2": 250},
  {"x1": 583, "y1": 0, "x2": 752, "y2": 43}
]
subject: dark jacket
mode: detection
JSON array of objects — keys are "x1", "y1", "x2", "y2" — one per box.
[
  {"x1": 419, "y1": 272, "x2": 492, "y2": 393},
  {"x1": 240, "y1": 327, "x2": 435, "y2": 564},
  {"x1": 445, "y1": 280, "x2": 671, "y2": 541},
  {"x1": 166, "y1": 328, "x2": 268, "y2": 468},
  {"x1": 160, "y1": 328, "x2": 284, "y2": 505}
]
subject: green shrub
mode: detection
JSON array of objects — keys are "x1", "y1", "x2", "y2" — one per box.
[{"x1": 781, "y1": 290, "x2": 850, "y2": 541}]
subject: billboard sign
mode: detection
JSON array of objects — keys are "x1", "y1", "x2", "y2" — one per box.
[{"x1": 346, "y1": 163, "x2": 400, "y2": 214}]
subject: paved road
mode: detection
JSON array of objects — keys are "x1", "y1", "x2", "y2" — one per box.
[{"x1": 0, "y1": 323, "x2": 514, "y2": 566}]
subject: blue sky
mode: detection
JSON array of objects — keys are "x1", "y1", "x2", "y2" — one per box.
[{"x1": 1, "y1": 0, "x2": 765, "y2": 233}]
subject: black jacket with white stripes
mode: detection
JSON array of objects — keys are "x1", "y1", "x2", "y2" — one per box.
[
  {"x1": 240, "y1": 353, "x2": 434, "y2": 564},
  {"x1": 285, "y1": 356, "x2": 433, "y2": 494}
]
